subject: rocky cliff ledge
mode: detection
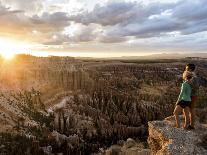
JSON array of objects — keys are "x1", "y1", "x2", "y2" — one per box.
[
  {"x1": 101, "y1": 116, "x2": 207, "y2": 155},
  {"x1": 148, "y1": 116, "x2": 207, "y2": 155}
]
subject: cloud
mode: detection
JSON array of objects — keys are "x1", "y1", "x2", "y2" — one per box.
[
  {"x1": 1, "y1": 0, "x2": 43, "y2": 15},
  {"x1": 172, "y1": 0, "x2": 207, "y2": 34},
  {"x1": 68, "y1": 0, "x2": 207, "y2": 39},
  {"x1": 68, "y1": 1, "x2": 176, "y2": 26},
  {"x1": 66, "y1": 1, "x2": 179, "y2": 41},
  {"x1": 0, "y1": 0, "x2": 207, "y2": 53},
  {"x1": 0, "y1": 3, "x2": 30, "y2": 36},
  {"x1": 65, "y1": 1, "x2": 177, "y2": 42},
  {"x1": 30, "y1": 12, "x2": 70, "y2": 32},
  {"x1": 68, "y1": 2, "x2": 136, "y2": 26},
  {"x1": 0, "y1": 2, "x2": 69, "y2": 44}
]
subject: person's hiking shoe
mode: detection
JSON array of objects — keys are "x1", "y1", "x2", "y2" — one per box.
[{"x1": 187, "y1": 125, "x2": 195, "y2": 130}]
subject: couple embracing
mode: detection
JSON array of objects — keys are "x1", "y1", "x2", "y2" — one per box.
[{"x1": 173, "y1": 63, "x2": 199, "y2": 130}]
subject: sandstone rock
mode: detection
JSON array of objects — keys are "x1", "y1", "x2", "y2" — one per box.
[
  {"x1": 105, "y1": 139, "x2": 151, "y2": 155},
  {"x1": 125, "y1": 138, "x2": 136, "y2": 148},
  {"x1": 117, "y1": 140, "x2": 125, "y2": 146},
  {"x1": 105, "y1": 145, "x2": 122, "y2": 155},
  {"x1": 123, "y1": 148, "x2": 151, "y2": 155},
  {"x1": 148, "y1": 117, "x2": 207, "y2": 155}
]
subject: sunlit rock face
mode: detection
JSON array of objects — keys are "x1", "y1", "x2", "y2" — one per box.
[
  {"x1": 148, "y1": 116, "x2": 207, "y2": 155},
  {"x1": 0, "y1": 89, "x2": 47, "y2": 133}
]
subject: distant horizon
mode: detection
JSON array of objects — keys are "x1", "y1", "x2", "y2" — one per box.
[{"x1": 1, "y1": 51, "x2": 207, "y2": 59}]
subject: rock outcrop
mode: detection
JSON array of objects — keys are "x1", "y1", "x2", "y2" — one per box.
[
  {"x1": 104, "y1": 138, "x2": 151, "y2": 155},
  {"x1": 148, "y1": 116, "x2": 207, "y2": 155}
]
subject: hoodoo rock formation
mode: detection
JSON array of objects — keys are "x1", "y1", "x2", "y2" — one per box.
[{"x1": 0, "y1": 55, "x2": 207, "y2": 154}]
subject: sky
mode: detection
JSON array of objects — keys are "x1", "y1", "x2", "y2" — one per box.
[{"x1": 0, "y1": 0, "x2": 207, "y2": 57}]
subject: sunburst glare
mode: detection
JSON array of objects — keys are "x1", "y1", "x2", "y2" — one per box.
[{"x1": 0, "y1": 38, "x2": 31, "y2": 60}]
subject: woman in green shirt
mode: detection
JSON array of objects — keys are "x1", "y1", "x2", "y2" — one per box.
[{"x1": 173, "y1": 73, "x2": 192, "y2": 129}]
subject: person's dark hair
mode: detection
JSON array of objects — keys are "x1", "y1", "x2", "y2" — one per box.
[
  {"x1": 186, "y1": 73, "x2": 192, "y2": 80},
  {"x1": 186, "y1": 63, "x2": 196, "y2": 71}
]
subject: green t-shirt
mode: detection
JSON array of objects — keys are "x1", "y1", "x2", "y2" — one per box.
[{"x1": 177, "y1": 81, "x2": 192, "y2": 102}]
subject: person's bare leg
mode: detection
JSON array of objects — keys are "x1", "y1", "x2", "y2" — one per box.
[
  {"x1": 189, "y1": 107, "x2": 195, "y2": 127},
  {"x1": 189, "y1": 97, "x2": 197, "y2": 127},
  {"x1": 173, "y1": 105, "x2": 182, "y2": 128},
  {"x1": 183, "y1": 107, "x2": 190, "y2": 128}
]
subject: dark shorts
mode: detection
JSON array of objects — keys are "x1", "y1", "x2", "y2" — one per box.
[{"x1": 177, "y1": 100, "x2": 191, "y2": 108}]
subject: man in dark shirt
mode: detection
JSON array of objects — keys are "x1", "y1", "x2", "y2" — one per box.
[{"x1": 184, "y1": 63, "x2": 200, "y2": 129}]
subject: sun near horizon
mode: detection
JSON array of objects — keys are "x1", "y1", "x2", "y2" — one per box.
[
  {"x1": 0, "y1": 51, "x2": 16, "y2": 60},
  {"x1": 0, "y1": 38, "x2": 21, "y2": 60}
]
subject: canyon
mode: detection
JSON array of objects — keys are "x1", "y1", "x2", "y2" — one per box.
[{"x1": 0, "y1": 55, "x2": 206, "y2": 155}]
